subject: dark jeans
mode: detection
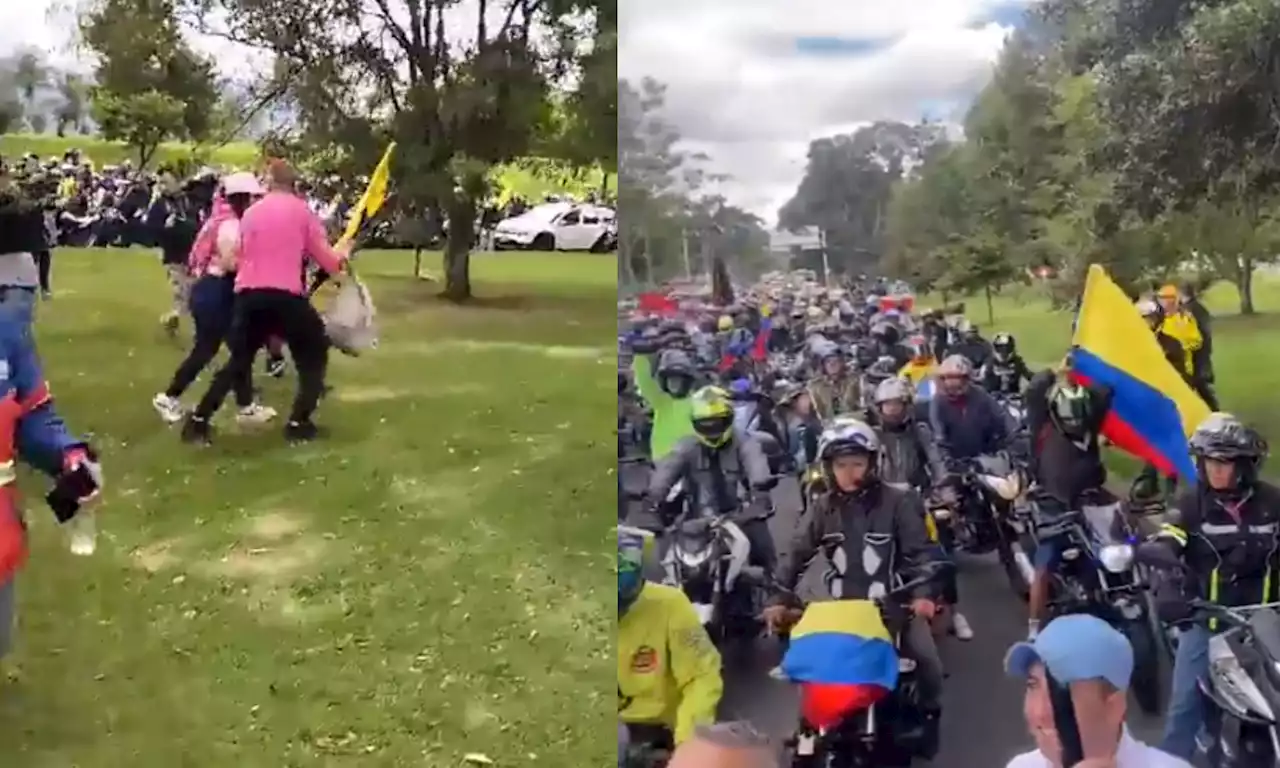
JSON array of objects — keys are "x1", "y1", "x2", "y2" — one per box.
[
  {"x1": 165, "y1": 275, "x2": 253, "y2": 406},
  {"x1": 33, "y1": 250, "x2": 50, "y2": 293},
  {"x1": 193, "y1": 289, "x2": 329, "y2": 424},
  {"x1": 904, "y1": 614, "x2": 945, "y2": 709}
]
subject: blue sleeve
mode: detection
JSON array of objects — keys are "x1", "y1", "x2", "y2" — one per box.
[{"x1": 7, "y1": 332, "x2": 79, "y2": 477}]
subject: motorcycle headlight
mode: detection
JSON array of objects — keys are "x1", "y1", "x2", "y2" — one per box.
[
  {"x1": 979, "y1": 473, "x2": 1023, "y2": 501},
  {"x1": 1099, "y1": 543, "x2": 1135, "y2": 573},
  {"x1": 674, "y1": 543, "x2": 713, "y2": 569}
]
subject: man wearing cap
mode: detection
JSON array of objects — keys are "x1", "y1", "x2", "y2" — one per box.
[{"x1": 1004, "y1": 614, "x2": 1190, "y2": 768}]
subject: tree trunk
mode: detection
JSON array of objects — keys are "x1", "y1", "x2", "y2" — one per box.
[
  {"x1": 1237, "y1": 255, "x2": 1256, "y2": 315},
  {"x1": 599, "y1": 171, "x2": 611, "y2": 199},
  {"x1": 442, "y1": 201, "x2": 477, "y2": 301},
  {"x1": 984, "y1": 285, "x2": 995, "y2": 325}
]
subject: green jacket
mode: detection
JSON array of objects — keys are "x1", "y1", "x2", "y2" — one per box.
[{"x1": 633, "y1": 354, "x2": 694, "y2": 460}]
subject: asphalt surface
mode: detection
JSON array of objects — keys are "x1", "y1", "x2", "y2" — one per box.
[{"x1": 620, "y1": 467, "x2": 1166, "y2": 767}]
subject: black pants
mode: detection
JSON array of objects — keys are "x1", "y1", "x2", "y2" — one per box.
[
  {"x1": 33, "y1": 250, "x2": 50, "y2": 293},
  {"x1": 1193, "y1": 378, "x2": 1220, "y2": 410},
  {"x1": 165, "y1": 275, "x2": 253, "y2": 406},
  {"x1": 739, "y1": 517, "x2": 777, "y2": 573},
  {"x1": 193, "y1": 289, "x2": 329, "y2": 424}
]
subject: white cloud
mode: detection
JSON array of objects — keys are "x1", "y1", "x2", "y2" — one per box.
[{"x1": 620, "y1": 0, "x2": 1038, "y2": 222}]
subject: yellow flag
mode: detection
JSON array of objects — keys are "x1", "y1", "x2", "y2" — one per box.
[{"x1": 337, "y1": 142, "x2": 396, "y2": 248}]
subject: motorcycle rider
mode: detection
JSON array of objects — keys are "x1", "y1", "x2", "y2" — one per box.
[
  {"x1": 807, "y1": 342, "x2": 860, "y2": 424},
  {"x1": 981, "y1": 333, "x2": 1033, "y2": 397},
  {"x1": 762, "y1": 420, "x2": 945, "y2": 733},
  {"x1": 772, "y1": 379, "x2": 818, "y2": 473},
  {"x1": 897, "y1": 338, "x2": 937, "y2": 389},
  {"x1": 928, "y1": 354, "x2": 1010, "y2": 470},
  {"x1": 1023, "y1": 370, "x2": 1114, "y2": 639},
  {"x1": 873, "y1": 377, "x2": 974, "y2": 642},
  {"x1": 646, "y1": 386, "x2": 779, "y2": 570},
  {"x1": 617, "y1": 526, "x2": 723, "y2": 749},
  {"x1": 630, "y1": 344, "x2": 699, "y2": 461},
  {"x1": 950, "y1": 321, "x2": 992, "y2": 370},
  {"x1": 869, "y1": 321, "x2": 910, "y2": 369},
  {"x1": 1148, "y1": 413, "x2": 1280, "y2": 762}
]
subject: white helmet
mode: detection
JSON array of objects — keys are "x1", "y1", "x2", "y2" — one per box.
[
  {"x1": 817, "y1": 419, "x2": 881, "y2": 462},
  {"x1": 874, "y1": 376, "x2": 913, "y2": 405}
]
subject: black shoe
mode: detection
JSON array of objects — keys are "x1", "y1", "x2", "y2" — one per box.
[
  {"x1": 266, "y1": 357, "x2": 287, "y2": 378},
  {"x1": 284, "y1": 420, "x2": 325, "y2": 443},
  {"x1": 181, "y1": 415, "x2": 213, "y2": 444}
]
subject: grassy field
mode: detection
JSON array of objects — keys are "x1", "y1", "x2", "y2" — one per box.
[
  {"x1": 0, "y1": 134, "x2": 615, "y2": 200},
  {"x1": 0, "y1": 248, "x2": 616, "y2": 766},
  {"x1": 970, "y1": 277, "x2": 1280, "y2": 477}
]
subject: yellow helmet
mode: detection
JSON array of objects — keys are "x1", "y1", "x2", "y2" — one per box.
[
  {"x1": 689, "y1": 386, "x2": 734, "y2": 447},
  {"x1": 717, "y1": 315, "x2": 733, "y2": 332}
]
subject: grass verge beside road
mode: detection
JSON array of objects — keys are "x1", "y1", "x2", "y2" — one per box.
[
  {"x1": 961, "y1": 278, "x2": 1280, "y2": 478},
  {"x1": 0, "y1": 248, "x2": 615, "y2": 767}
]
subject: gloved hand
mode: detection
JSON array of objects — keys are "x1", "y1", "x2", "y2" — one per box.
[{"x1": 47, "y1": 445, "x2": 101, "y2": 523}]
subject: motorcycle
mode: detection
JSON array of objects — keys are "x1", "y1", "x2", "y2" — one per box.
[
  {"x1": 776, "y1": 556, "x2": 952, "y2": 768},
  {"x1": 1019, "y1": 490, "x2": 1162, "y2": 714},
  {"x1": 1140, "y1": 544, "x2": 1280, "y2": 765},
  {"x1": 660, "y1": 502, "x2": 758, "y2": 647},
  {"x1": 930, "y1": 453, "x2": 1028, "y2": 597},
  {"x1": 996, "y1": 394, "x2": 1031, "y2": 460}
]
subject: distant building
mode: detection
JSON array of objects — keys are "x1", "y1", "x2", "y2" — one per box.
[{"x1": 769, "y1": 227, "x2": 822, "y2": 258}]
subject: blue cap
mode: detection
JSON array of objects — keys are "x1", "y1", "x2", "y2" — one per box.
[{"x1": 1004, "y1": 614, "x2": 1133, "y2": 690}]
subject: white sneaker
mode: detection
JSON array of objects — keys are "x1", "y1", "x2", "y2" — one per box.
[
  {"x1": 152, "y1": 393, "x2": 184, "y2": 424},
  {"x1": 951, "y1": 611, "x2": 974, "y2": 641},
  {"x1": 236, "y1": 403, "x2": 278, "y2": 424}
]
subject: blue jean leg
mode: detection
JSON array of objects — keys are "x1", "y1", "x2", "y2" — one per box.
[
  {"x1": 1161, "y1": 624, "x2": 1211, "y2": 759},
  {"x1": 0, "y1": 287, "x2": 36, "y2": 339}
]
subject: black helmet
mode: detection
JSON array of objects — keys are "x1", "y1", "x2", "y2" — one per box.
[
  {"x1": 992, "y1": 332, "x2": 1015, "y2": 360},
  {"x1": 1190, "y1": 413, "x2": 1267, "y2": 464}
]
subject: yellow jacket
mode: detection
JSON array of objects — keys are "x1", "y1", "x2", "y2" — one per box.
[
  {"x1": 618, "y1": 583, "x2": 722, "y2": 743},
  {"x1": 1158, "y1": 311, "x2": 1202, "y2": 376},
  {"x1": 898, "y1": 359, "x2": 936, "y2": 386}
]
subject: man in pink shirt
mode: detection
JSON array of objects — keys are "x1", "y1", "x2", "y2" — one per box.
[{"x1": 181, "y1": 160, "x2": 350, "y2": 444}]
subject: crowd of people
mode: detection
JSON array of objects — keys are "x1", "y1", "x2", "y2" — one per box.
[{"x1": 616, "y1": 271, "x2": 1274, "y2": 767}]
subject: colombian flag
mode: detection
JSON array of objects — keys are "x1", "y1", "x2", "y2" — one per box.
[
  {"x1": 781, "y1": 600, "x2": 898, "y2": 729},
  {"x1": 1069, "y1": 265, "x2": 1211, "y2": 482}
]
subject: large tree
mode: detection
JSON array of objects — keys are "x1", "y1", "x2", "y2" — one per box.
[
  {"x1": 80, "y1": 0, "x2": 220, "y2": 167},
  {"x1": 778, "y1": 121, "x2": 942, "y2": 277},
  {"x1": 180, "y1": 0, "x2": 609, "y2": 301}
]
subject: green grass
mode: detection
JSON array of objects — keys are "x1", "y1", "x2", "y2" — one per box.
[
  {"x1": 0, "y1": 248, "x2": 616, "y2": 766},
  {"x1": 954, "y1": 276, "x2": 1280, "y2": 477},
  {"x1": 0, "y1": 134, "x2": 615, "y2": 200}
]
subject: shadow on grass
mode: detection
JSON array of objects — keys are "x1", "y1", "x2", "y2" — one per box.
[{"x1": 368, "y1": 277, "x2": 614, "y2": 317}]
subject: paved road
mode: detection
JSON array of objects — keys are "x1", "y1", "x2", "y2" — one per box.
[{"x1": 620, "y1": 467, "x2": 1166, "y2": 766}]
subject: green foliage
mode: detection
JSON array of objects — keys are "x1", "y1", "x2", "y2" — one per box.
[
  {"x1": 883, "y1": 0, "x2": 1280, "y2": 316},
  {"x1": 90, "y1": 90, "x2": 187, "y2": 168},
  {"x1": 779, "y1": 121, "x2": 943, "y2": 276},
  {"x1": 617, "y1": 77, "x2": 771, "y2": 286},
  {"x1": 186, "y1": 0, "x2": 614, "y2": 299},
  {"x1": 79, "y1": 0, "x2": 221, "y2": 165}
]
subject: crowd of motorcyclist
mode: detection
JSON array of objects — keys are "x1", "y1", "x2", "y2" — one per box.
[{"x1": 616, "y1": 272, "x2": 1280, "y2": 768}]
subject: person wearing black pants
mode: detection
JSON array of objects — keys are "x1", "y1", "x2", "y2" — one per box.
[
  {"x1": 185, "y1": 289, "x2": 329, "y2": 442},
  {"x1": 33, "y1": 249, "x2": 51, "y2": 297},
  {"x1": 180, "y1": 158, "x2": 348, "y2": 444}
]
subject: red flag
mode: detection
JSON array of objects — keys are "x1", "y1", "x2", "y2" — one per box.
[{"x1": 638, "y1": 292, "x2": 678, "y2": 315}]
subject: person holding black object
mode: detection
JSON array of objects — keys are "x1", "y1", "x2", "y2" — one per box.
[{"x1": 1003, "y1": 614, "x2": 1190, "y2": 767}]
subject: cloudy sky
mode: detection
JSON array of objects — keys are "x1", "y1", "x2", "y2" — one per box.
[{"x1": 620, "y1": 0, "x2": 1040, "y2": 222}]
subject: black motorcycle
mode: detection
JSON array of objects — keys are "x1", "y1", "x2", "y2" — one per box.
[
  {"x1": 776, "y1": 553, "x2": 952, "y2": 768},
  {"x1": 1140, "y1": 544, "x2": 1280, "y2": 766},
  {"x1": 930, "y1": 452, "x2": 1028, "y2": 598},
  {"x1": 1026, "y1": 490, "x2": 1162, "y2": 715}
]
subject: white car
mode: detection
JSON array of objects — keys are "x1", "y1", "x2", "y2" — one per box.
[{"x1": 492, "y1": 202, "x2": 615, "y2": 252}]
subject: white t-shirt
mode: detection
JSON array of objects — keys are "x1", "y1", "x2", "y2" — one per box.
[
  {"x1": 210, "y1": 218, "x2": 240, "y2": 275},
  {"x1": 1005, "y1": 730, "x2": 1192, "y2": 768}
]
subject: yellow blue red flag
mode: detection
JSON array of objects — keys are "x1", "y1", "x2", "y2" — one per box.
[
  {"x1": 1069, "y1": 264, "x2": 1211, "y2": 482},
  {"x1": 780, "y1": 600, "x2": 898, "y2": 728}
]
